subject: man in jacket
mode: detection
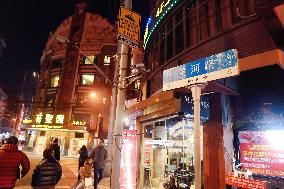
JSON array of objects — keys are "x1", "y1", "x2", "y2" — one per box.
[
  {"x1": 0, "y1": 136, "x2": 30, "y2": 189},
  {"x1": 90, "y1": 139, "x2": 107, "y2": 189},
  {"x1": 31, "y1": 148, "x2": 62, "y2": 189}
]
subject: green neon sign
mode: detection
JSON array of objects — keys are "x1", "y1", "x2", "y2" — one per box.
[{"x1": 144, "y1": 0, "x2": 182, "y2": 48}]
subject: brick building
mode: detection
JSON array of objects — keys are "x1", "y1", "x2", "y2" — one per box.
[{"x1": 26, "y1": 2, "x2": 117, "y2": 156}]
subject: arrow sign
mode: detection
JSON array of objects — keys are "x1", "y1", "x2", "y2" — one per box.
[{"x1": 163, "y1": 49, "x2": 239, "y2": 91}]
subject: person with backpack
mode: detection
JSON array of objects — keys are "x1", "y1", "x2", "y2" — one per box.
[{"x1": 31, "y1": 148, "x2": 62, "y2": 189}]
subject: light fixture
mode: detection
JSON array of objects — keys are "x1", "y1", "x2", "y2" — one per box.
[{"x1": 90, "y1": 92, "x2": 96, "y2": 98}]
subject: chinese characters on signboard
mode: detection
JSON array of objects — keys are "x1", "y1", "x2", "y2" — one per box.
[
  {"x1": 239, "y1": 130, "x2": 284, "y2": 177},
  {"x1": 32, "y1": 113, "x2": 65, "y2": 129},
  {"x1": 225, "y1": 172, "x2": 267, "y2": 189},
  {"x1": 163, "y1": 49, "x2": 239, "y2": 91},
  {"x1": 118, "y1": 7, "x2": 141, "y2": 48}
]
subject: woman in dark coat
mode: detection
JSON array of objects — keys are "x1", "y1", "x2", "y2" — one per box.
[
  {"x1": 51, "y1": 138, "x2": 60, "y2": 161},
  {"x1": 31, "y1": 148, "x2": 62, "y2": 189},
  {"x1": 77, "y1": 145, "x2": 88, "y2": 181}
]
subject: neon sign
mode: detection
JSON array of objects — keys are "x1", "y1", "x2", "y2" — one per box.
[
  {"x1": 34, "y1": 113, "x2": 65, "y2": 125},
  {"x1": 23, "y1": 119, "x2": 32, "y2": 124},
  {"x1": 156, "y1": 0, "x2": 171, "y2": 18},
  {"x1": 143, "y1": 0, "x2": 183, "y2": 48}
]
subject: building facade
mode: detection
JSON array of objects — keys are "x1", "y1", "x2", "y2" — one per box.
[
  {"x1": 124, "y1": 0, "x2": 284, "y2": 188},
  {"x1": 26, "y1": 3, "x2": 117, "y2": 156}
]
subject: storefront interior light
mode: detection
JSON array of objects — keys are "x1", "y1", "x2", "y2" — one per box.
[
  {"x1": 266, "y1": 130, "x2": 284, "y2": 151},
  {"x1": 123, "y1": 117, "x2": 130, "y2": 126}
]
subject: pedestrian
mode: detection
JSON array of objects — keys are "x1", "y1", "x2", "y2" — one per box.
[
  {"x1": 90, "y1": 139, "x2": 107, "y2": 189},
  {"x1": 78, "y1": 145, "x2": 88, "y2": 181},
  {"x1": 51, "y1": 138, "x2": 60, "y2": 161},
  {"x1": 31, "y1": 148, "x2": 62, "y2": 189},
  {"x1": 73, "y1": 158, "x2": 93, "y2": 189},
  {"x1": 0, "y1": 136, "x2": 30, "y2": 189}
]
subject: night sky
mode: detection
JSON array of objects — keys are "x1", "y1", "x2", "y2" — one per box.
[{"x1": 0, "y1": 0, "x2": 148, "y2": 95}]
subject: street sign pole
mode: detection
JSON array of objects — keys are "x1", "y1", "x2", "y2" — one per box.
[
  {"x1": 110, "y1": 0, "x2": 132, "y2": 188},
  {"x1": 190, "y1": 84, "x2": 205, "y2": 189}
]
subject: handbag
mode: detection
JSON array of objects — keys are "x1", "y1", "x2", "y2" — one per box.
[{"x1": 84, "y1": 177, "x2": 92, "y2": 187}]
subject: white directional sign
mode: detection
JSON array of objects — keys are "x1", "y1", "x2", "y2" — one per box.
[{"x1": 163, "y1": 49, "x2": 239, "y2": 91}]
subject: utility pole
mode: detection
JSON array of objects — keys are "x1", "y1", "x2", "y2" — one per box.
[{"x1": 110, "y1": 0, "x2": 132, "y2": 187}]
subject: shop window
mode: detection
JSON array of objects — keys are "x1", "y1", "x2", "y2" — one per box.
[
  {"x1": 75, "y1": 132, "x2": 84, "y2": 138},
  {"x1": 80, "y1": 74, "x2": 95, "y2": 85},
  {"x1": 46, "y1": 95, "x2": 55, "y2": 107},
  {"x1": 104, "y1": 55, "x2": 111, "y2": 66},
  {"x1": 159, "y1": 38, "x2": 165, "y2": 65},
  {"x1": 144, "y1": 125, "x2": 153, "y2": 138},
  {"x1": 175, "y1": 9, "x2": 183, "y2": 24},
  {"x1": 186, "y1": 4, "x2": 197, "y2": 47},
  {"x1": 40, "y1": 131, "x2": 46, "y2": 136},
  {"x1": 175, "y1": 22, "x2": 184, "y2": 54},
  {"x1": 50, "y1": 75, "x2": 59, "y2": 87},
  {"x1": 83, "y1": 55, "x2": 97, "y2": 65},
  {"x1": 52, "y1": 59, "x2": 62, "y2": 69},
  {"x1": 167, "y1": 18, "x2": 173, "y2": 32},
  {"x1": 76, "y1": 94, "x2": 88, "y2": 105},
  {"x1": 166, "y1": 31, "x2": 173, "y2": 60},
  {"x1": 160, "y1": 28, "x2": 165, "y2": 38},
  {"x1": 199, "y1": 3, "x2": 210, "y2": 40}
]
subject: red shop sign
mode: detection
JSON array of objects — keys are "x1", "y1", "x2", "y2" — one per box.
[{"x1": 225, "y1": 173, "x2": 267, "y2": 189}]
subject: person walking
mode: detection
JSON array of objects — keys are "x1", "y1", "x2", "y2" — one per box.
[
  {"x1": 31, "y1": 148, "x2": 62, "y2": 189},
  {"x1": 74, "y1": 158, "x2": 93, "y2": 189},
  {"x1": 0, "y1": 136, "x2": 30, "y2": 189},
  {"x1": 51, "y1": 138, "x2": 60, "y2": 161},
  {"x1": 90, "y1": 139, "x2": 107, "y2": 189},
  {"x1": 78, "y1": 145, "x2": 88, "y2": 181}
]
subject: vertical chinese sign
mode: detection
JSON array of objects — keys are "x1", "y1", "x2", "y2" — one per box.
[{"x1": 120, "y1": 130, "x2": 137, "y2": 189}]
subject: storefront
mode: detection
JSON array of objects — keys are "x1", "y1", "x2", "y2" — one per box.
[
  {"x1": 229, "y1": 65, "x2": 284, "y2": 189},
  {"x1": 24, "y1": 112, "x2": 91, "y2": 157},
  {"x1": 125, "y1": 91, "x2": 211, "y2": 188}
]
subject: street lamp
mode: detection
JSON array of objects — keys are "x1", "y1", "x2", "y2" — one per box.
[{"x1": 89, "y1": 92, "x2": 97, "y2": 98}]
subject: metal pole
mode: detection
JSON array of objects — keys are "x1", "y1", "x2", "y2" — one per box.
[
  {"x1": 191, "y1": 84, "x2": 202, "y2": 189},
  {"x1": 111, "y1": 1, "x2": 132, "y2": 188},
  {"x1": 106, "y1": 53, "x2": 119, "y2": 176}
]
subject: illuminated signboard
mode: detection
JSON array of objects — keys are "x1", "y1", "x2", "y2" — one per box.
[
  {"x1": 30, "y1": 113, "x2": 65, "y2": 129},
  {"x1": 72, "y1": 120, "x2": 87, "y2": 126},
  {"x1": 22, "y1": 119, "x2": 32, "y2": 124},
  {"x1": 144, "y1": 0, "x2": 183, "y2": 48}
]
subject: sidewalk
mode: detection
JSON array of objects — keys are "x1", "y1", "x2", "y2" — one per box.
[{"x1": 98, "y1": 177, "x2": 110, "y2": 189}]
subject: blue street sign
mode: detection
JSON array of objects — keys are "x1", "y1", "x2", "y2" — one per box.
[{"x1": 163, "y1": 49, "x2": 239, "y2": 91}]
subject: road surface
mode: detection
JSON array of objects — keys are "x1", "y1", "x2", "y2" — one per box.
[{"x1": 15, "y1": 152, "x2": 110, "y2": 189}]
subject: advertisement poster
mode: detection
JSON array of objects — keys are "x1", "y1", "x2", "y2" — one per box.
[
  {"x1": 120, "y1": 130, "x2": 137, "y2": 189},
  {"x1": 239, "y1": 130, "x2": 284, "y2": 177}
]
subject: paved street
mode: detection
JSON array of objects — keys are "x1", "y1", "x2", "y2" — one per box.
[{"x1": 15, "y1": 152, "x2": 110, "y2": 189}]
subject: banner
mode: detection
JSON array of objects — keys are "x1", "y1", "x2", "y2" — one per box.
[
  {"x1": 225, "y1": 173, "x2": 266, "y2": 189},
  {"x1": 239, "y1": 130, "x2": 284, "y2": 177},
  {"x1": 120, "y1": 130, "x2": 137, "y2": 189}
]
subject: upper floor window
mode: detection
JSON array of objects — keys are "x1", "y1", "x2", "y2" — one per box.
[
  {"x1": 104, "y1": 55, "x2": 111, "y2": 66},
  {"x1": 50, "y1": 75, "x2": 59, "y2": 87},
  {"x1": 83, "y1": 55, "x2": 97, "y2": 65},
  {"x1": 81, "y1": 74, "x2": 95, "y2": 85},
  {"x1": 52, "y1": 59, "x2": 62, "y2": 69}
]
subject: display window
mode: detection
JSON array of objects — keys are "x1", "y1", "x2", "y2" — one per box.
[{"x1": 142, "y1": 117, "x2": 203, "y2": 189}]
